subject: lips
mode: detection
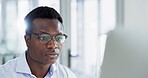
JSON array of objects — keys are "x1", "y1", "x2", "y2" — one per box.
[
  {"x1": 45, "y1": 54, "x2": 58, "y2": 58},
  {"x1": 44, "y1": 49, "x2": 60, "y2": 58}
]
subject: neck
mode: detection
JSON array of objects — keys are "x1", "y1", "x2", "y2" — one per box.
[{"x1": 26, "y1": 52, "x2": 51, "y2": 78}]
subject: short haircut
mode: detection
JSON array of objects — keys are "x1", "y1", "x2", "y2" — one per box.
[{"x1": 24, "y1": 6, "x2": 63, "y2": 35}]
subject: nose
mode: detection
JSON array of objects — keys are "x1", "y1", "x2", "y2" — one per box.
[{"x1": 46, "y1": 39, "x2": 58, "y2": 49}]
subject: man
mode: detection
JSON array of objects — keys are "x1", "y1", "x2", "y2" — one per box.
[{"x1": 0, "y1": 6, "x2": 76, "y2": 78}]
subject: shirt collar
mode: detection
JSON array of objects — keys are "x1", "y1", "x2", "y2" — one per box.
[
  {"x1": 15, "y1": 51, "x2": 58, "y2": 75},
  {"x1": 15, "y1": 52, "x2": 32, "y2": 74},
  {"x1": 49, "y1": 63, "x2": 57, "y2": 74}
]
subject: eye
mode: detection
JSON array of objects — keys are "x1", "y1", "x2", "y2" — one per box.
[
  {"x1": 55, "y1": 35, "x2": 66, "y2": 43},
  {"x1": 39, "y1": 34, "x2": 51, "y2": 41},
  {"x1": 55, "y1": 35, "x2": 63, "y2": 40}
]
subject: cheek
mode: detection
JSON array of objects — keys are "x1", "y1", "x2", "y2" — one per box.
[
  {"x1": 29, "y1": 40, "x2": 45, "y2": 53},
  {"x1": 29, "y1": 43, "x2": 46, "y2": 61}
]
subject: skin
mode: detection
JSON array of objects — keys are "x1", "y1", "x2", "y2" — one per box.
[{"x1": 24, "y1": 18, "x2": 63, "y2": 78}]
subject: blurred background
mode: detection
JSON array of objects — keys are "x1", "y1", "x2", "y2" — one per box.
[{"x1": 0, "y1": 0, "x2": 148, "y2": 78}]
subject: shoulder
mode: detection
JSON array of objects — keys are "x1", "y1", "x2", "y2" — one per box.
[
  {"x1": 0, "y1": 58, "x2": 18, "y2": 77},
  {"x1": 0, "y1": 57, "x2": 18, "y2": 69},
  {"x1": 0, "y1": 52, "x2": 25, "y2": 70},
  {"x1": 56, "y1": 62, "x2": 77, "y2": 78}
]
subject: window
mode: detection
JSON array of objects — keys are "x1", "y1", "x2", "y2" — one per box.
[
  {"x1": 100, "y1": 0, "x2": 116, "y2": 34},
  {"x1": 71, "y1": 0, "x2": 99, "y2": 78},
  {"x1": 17, "y1": 0, "x2": 29, "y2": 53},
  {"x1": 38, "y1": 0, "x2": 60, "y2": 12},
  {"x1": 0, "y1": 0, "x2": 29, "y2": 55},
  {"x1": 71, "y1": 0, "x2": 116, "y2": 78},
  {"x1": 71, "y1": 0, "x2": 78, "y2": 56},
  {"x1": 5, "y1": 0, "x2": 18, "y2": 52},
  {"x1": 0, "y1": 3, "x2": 1, "y2": 41}
]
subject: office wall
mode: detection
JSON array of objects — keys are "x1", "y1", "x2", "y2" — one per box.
[{"x1": 124, "y1": 0, "x2": 148, "y2": 27}]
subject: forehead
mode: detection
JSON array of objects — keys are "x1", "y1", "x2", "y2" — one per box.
[{"x1": 32, "y1": 18, "x2": 63, "y2": 34}]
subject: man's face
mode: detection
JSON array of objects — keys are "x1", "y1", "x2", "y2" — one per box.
[{"x1": 25, "y1": 18, "x2": 64, "y2": 65}]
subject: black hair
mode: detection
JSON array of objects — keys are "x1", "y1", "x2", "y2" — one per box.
[{"x1": 24, "y1": 6, "x2": 63, "y2": 35}]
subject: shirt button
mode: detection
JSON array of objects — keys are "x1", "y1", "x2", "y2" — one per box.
[{"x1": 50, "y1": 72, "x2": 53, "y2": 75}]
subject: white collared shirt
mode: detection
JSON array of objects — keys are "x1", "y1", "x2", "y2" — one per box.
[{"x1": 0, "y1": 52, "x2": 76, "y2": 78}]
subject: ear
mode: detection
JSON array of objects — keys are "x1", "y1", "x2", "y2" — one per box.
[{"x1": 24, "y1": 35, "x2": 31, "y2": 47}]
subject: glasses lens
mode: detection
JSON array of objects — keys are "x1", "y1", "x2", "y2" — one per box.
[
  {"x1": 39, "y1": 34, "x2": 51, "y2": 44},
  {"x1": 55, "y1": 35, "x2": 66, "y2": 44}
]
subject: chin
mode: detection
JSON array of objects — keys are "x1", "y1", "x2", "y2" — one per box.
[{"x1": 47, "y1": 59, "x2": 57, "y2": 64}]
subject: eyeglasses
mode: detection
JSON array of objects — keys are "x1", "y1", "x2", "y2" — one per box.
[{"x1": 31, "y1": 32, "x2": 68, "y2": 44}]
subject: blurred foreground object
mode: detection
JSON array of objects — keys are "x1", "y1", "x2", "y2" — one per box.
[{"x1": 100, "y1": 27, "x2": 148, "y2": 78}]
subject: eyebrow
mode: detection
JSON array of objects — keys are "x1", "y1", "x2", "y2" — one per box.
[
  {"x1": 38, "y1": 31, "x2": 49, "y2": 34},
  {"x1": 38, "y1": 31, "x2": 63, "y2": 35}
]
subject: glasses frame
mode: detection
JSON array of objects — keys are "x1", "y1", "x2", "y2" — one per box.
[{"x1": 31, "y1": 32, "x2": 68, "y2": 44}]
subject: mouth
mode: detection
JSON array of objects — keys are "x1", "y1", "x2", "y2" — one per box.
[
  {"x1": 45, "y1": 53, "x2": 58, "y2": 58},
  {"x1": 45, "y1": 49, "x2": 60, "y2": 58}
]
